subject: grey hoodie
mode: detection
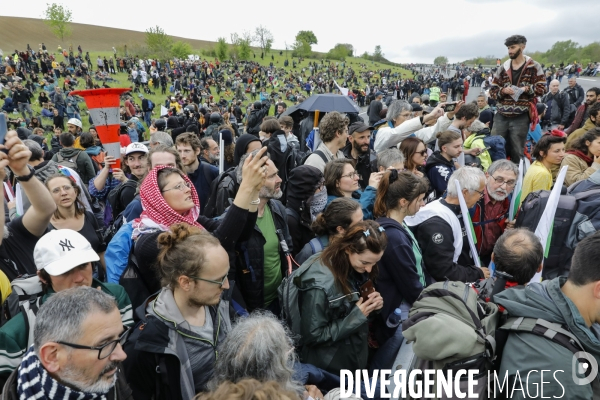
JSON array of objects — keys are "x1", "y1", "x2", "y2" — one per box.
[
  {"x1": 148, "y1": 288, "x2": 231, "y2": 397},
  {"x1": 494, "y1": 277, "x2": 600, "y2": 399}
]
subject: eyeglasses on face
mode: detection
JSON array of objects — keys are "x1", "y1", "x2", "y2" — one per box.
[
  {"x1": 187, "y1": 274, "x2": 228, "y2": 287},
  {"x1": 341, "y1": 172, "x2": 361, "y2": 180},
  {"x1": 57, "y1": 326, "x2": 131, "y2": 360},
  {"x1": 490, "y1": 175, "x2": 516, "y2": 187},
  {"x1": 51, "y1": 185, "x2": 75, "y2": 194},
  {"x1": 416, "y1": 150, "x2": 428, "y2": 156},
  {"x1": 473, "y1": 189, "x2": 485, "y2": 198},
  {"x1": 162, "y1": 181, "x2": 192, "y2": 193}
]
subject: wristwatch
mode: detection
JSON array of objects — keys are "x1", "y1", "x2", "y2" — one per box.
[{"x1": 15, "y1": 165, "x2": 35, "y2": 182}]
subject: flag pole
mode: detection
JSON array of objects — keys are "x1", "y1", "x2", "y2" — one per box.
[{"x1": 454, "y1": 180, "x2": 481, "y2": 269}]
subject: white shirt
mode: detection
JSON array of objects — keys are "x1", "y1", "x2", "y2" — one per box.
[{"x1": 374, "y1": 117, "x2": 425, "y2": 152}]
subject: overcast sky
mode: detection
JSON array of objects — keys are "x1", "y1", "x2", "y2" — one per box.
[{"x1": 3, "y1": 0, "x2": 597, "y2": 63}]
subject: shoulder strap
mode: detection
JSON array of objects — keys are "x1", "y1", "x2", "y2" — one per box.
[
  {"x1": 308, "y1": 237, "x2": 323, "y2": 254},
  {"x1": 285, "y1": 207, "x2": 299, "y2": 222},
  {"x1": 500, "y1": 317, "x2": 585, "y2": 355},
  {"x1": 314, "y1": 150, "x2": 328, "y2": 164}
]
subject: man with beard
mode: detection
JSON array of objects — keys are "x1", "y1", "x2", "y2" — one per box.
[
  {"x1": 566, "y1": 103, "x2": 600, "y2": 150},
  {"x1": 200, "y1": 137, "x2": 220, "y2": 166},
  {"x1": 176, "y1": 133, "x2": 219, "y2": 211},
  {"x1": 0, "y1": 230, "x2": 133, "y2": 392},
  {"x1": 489, "y1": 35, "x2": 546, "y2": 163},
  {"x1": 472, "y1": 160, "x2": 518, "y2": 266},
  {"x1": 3, "y1": 286, "x2": 132, "y2": 399},
  {"x1": 566, "y1": 87, "x2": 600, "y2": 135},
  {"x1": 344, "y1": 122, "x2": 377, "y2": 189},
  {"x1": 234, "y1": 149, "x2": 293, "y2": 314}
]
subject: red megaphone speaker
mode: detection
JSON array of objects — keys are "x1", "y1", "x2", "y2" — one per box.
[{"x1": 70, "y1": 88, "x2": 129, "y2": 169}]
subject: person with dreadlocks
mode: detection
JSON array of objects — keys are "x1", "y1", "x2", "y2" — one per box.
[{"x1": 128, "y1": 147, "x2": 270, "y2": 309}]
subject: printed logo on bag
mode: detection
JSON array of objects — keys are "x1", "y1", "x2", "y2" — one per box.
[{"x1": 432, "y1": 233, "x2": 444, "y2": 244}]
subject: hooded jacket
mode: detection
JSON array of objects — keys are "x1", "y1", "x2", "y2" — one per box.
[
  {"x1": 51, "y1": 147, "x2": 96, "y2": 184},
  {"x1": 285, "y1": 165, "x2": 322, "y2": 255},
  {"x1": 425, "y1": 151, "x2": 455, "y2": 199},
  {"x1": 494, "y1": 277, "x2": 600, "y2": 399},
  {"x1": 123, "y1": 288, "x2": 232, "y2": 400},
  {"x1": 463, "y1": 128, "x2": 493, "y2": 171},
  {"x1": 246, "y1": 101, "x2": 270, "y2": 136}
]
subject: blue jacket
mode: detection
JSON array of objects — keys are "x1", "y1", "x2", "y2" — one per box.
[
  {"x1": 326, "y1": 186, "x2": 376, "y2": 220},
  {"x1": 105, "y1": 221, "x2": 134, "y2": 283}
]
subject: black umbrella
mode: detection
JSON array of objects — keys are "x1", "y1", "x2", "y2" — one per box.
[
  {"x1": 281, "y1": 103, "x2": 303, "y2": 117},
  {"x1": 297, "y1": 94, "x2": 359, "y2": 113}
]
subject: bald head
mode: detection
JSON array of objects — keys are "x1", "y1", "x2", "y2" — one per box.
[
  {"x1": 492, "y1": 228, "x2": 543, "y2": 284},
  {"x1": 549, "y1": 80, "x2": 560, "y2": 94}
]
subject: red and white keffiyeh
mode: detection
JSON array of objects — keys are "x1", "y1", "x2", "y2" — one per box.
[{"x1": 132, "y1": 165, "x2": 203, "y2": 239}]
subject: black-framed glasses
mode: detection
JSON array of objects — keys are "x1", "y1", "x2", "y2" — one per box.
[
  {"x1": 162, "y1": 181, "x2": 192, "y2": 193},
  {"x1": 473, "y1": 189, "x2": 485, "y2": 198},
  {"x1": 188, "y1": 273, "x2": 228, "y2": 287},
  {"x1": 57, "y1": 327, "x2": 131, "y2": 360},
  {"x1": 490, "y1": 176, "x2": 516, "y2": 187},
  {"x1": 416, "y1": 150, "x2": 428, "y2": 156}
]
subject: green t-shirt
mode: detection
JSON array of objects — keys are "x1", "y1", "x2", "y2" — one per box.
[{"x1": 256, "y1": 205, "x2": 282, "y2": 306}]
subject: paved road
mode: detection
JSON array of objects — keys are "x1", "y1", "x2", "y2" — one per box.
[{"x1": 356, "y1": 75, "x2": 600, "y2": 120}]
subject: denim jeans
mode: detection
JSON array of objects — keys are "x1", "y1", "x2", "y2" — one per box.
[
  {"x1": 491, "y1": 112, "x2": 530, "y2": 163},
  {"x1": 18, "y1": 103, "x2": 33, "y2": 119}
]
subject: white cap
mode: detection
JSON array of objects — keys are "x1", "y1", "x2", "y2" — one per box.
[
  {"x1": 34, "y1": 230, "x2": 99, "y2": 276},
  {"x1": 125, "y1": 142, "x2": 149, "y2": 156},
  {"x1": 67, "y1": 118, "x2": 82, "y2": 129}
]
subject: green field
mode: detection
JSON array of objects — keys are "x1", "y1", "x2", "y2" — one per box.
[{"x1": 10, "y1": 34, "x2": 413, "y2": 137}]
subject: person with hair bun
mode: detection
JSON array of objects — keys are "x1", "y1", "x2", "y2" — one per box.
[
  {"x1": 560, "y1": 127, "x2": 600, "y2": 186},
  {"x1": 294, "y1": 221, "x2": 387, "y2": 375},
  {"x1": 123, "y1": 223, "x2": 233, "y2": 399},
  {"x1": 521, "y1": 131, "x2": 566, "y2": 204},
  {"x1": 294, "y1": 197, "x2": 363, "y2": 266},
  {"x1": 373, "y1": 170, "x2": 431, "y2": 348}
]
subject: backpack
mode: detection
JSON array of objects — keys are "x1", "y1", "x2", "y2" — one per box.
[
  {"x1": 0, "y1": 275, "x2": 43, "y2": 346},
  {"x1": 56, "y1": 151, "x2": 82, "y2": 175},
  {"x1": 118, "y1": 239, "x2": 151, "y2": 312},
  {"x1": 401, "y1": 280, "x2": 587, "y2": 399},
  {"x1": 401, "y1": 280, "x2": 500, "y2": 398},
  {"x1": 147, "y1": 99, "x2": 154, "y2": 110},
  {"x1": 300, "y1": 149, "x2": 327, "y2": 166},
  {"x1": 203, "y1": 167, "x2": 239, "y2": 218},
  {"x1": 473, "y1": 134, "x2": 507, "y2": 162},
  {"x1": 107, "y1": 179, "x2": 138, "y2": 220},
  {"x1": 515, "y1": 184, "x2": 600, "y2": 279},
  {"x1": 457, "y1": 83, "x2": 465, "y2": 92}
]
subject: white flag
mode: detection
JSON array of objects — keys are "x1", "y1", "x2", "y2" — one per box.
[
  {"x1": 160, "y1": 105, "x2": 168, "y2": 117},
  {"x1": 334, "y1": 80, "x2": 349, "y2": 96},
  {"x1": 508, "y1": 159, "x2": 525, "y2": 221},
  {"x1": 454, "y1": 180, "x2": 481, "y2": 268},
  {"x1": 530, "y1": 165, "x2": 569, "y2": 283}
]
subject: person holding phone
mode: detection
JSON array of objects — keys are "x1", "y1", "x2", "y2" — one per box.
[{"x1": 294, "y1": 220, "x2": 387, "y2": 375}]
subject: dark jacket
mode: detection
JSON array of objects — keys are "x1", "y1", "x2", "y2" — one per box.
[
  {"x1": 374, "y1": 217, "x2": 432, "y2": 345},
  {"x1": 285, "y1": 165, "x2": 322, "y2": 255},
  {"x1": 542, "y1": 91, "x2": 571, "y2": 127},
  {"x1": 295, "y1": 255, "x2": 370, "y2": 375},
  {"x1": 51, "y1": 147, "x2": 96, "y2": 184},
  {"x1": 246, "y1": 101, "x2": 270, "y2": 136},
  {"x1": 342, "y1": 143, "x2": 378, "y2": 190},
  {"x1": 187, "y1": 159, "x2": 219, "y2": 212},
  {"x1": 123, "y1": 289, "x2": 232, "y2": 400},
  {"x1": 368, "y1": 99, "x2": 383, "y2": 125},
  {"x1": 424, "y1": 151, "x2": 455, "y2": 199},
  {"x1": 409, "y1": 200, "x2": 485, "y2": 283},
  {"x1": 1, "y1": 364, "x2": 133, "y2": 400},
  {"x1": 202, "y1": 167, "x2": 239, "y2": 218},
  {"x1": 564, "y1": 83, "x2": 585, "y2": 108},
  {"x1": 235, "y1": 199, "x2": 292, "y2": 311}
]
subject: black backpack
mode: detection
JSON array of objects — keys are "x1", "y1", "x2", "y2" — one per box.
[
  {"x1": 514, "y1": 185, "x2": 600, "y2": 279},
  {"x1": 107, "y1": 179, "x2": 138, "y2": 220},
  {"x1": 203, "y1": 167, "x2": 239, "y2": 218},
  {"x1": 119, "y1": 239, "x2": 151, "y2": 313},
  {"x1": 267, "y1": 132, "x2": 299, "y2": 204}
]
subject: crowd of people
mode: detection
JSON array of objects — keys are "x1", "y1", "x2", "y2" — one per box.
[{"x1": 0, "y1": 33, "x2": 600, "y2": 400}]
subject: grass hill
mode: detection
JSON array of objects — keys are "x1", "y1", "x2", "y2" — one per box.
[{"x1": 0, "y1": 16, "x2": 214, "y2": 54}]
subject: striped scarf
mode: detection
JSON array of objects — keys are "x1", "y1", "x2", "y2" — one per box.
[{"x1": 17, "y1": 346, "x2": 108, "y2": 400}]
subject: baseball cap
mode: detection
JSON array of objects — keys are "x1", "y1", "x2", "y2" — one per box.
[
  {"x1": 125, "y1": 142, "x2": 149, "y2": 156},
  {"x1": 348, "y1": 122, "x2": 374, "y2": 135},
  {"x1": 411, "y1": 103, "x2": 423, "y2": 112},
  {"x1": 34, "y1": 230, "x2": 99, "y2": 276},
  {"x1": 375, "y1": 91, "x2": 384, "y2": 97}
]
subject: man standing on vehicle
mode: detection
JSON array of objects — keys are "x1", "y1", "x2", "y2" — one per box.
[{"x1": 489, "y1": 35, "x2": 546, "y2": 163}]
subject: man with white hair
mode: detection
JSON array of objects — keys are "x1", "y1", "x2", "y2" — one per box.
[
  {"x1": 406, "y1": 167, "x2": 490, "y2": 282},
  {"x1": 473, "y1": 160, "x2": 518, "y2": 266},
  {"x1": 541, "y1": 79, "x2": 571, "y2": 131}
]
